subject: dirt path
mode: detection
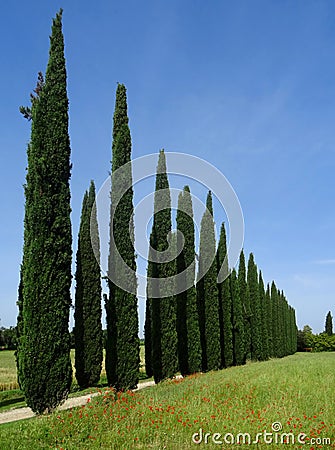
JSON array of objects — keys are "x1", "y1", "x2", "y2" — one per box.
[{"x1": 0, "y1": 379, "x2": 157, "y2": 425}]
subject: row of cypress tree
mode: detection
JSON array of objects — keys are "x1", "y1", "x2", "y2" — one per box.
[
  {"x1": 16, "y1": 10, "x2": 297, "y2": 414},
  {"x1": 144, "y1": 152, "x2": 298, "y2": 382}
]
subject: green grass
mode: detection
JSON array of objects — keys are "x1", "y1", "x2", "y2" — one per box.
[
  {"x1": 0, "y1": 351, "x2": 19, "y2": 391},
  {"x1": 0, "y1": 345, "x2": 146, "y2": 391},
  {"x1": 0, "y1": 345, "x2": 150, "y2": 412},
  {"x1": 1, "y1": 353, "x2": 334, "y2": 449}
]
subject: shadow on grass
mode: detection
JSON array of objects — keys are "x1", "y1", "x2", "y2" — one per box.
[{"x1": 0, "y1": 396, "x2": 25, "y2": 409}]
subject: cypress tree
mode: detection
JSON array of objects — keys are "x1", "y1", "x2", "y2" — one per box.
[
  {"x1": 148, "y1": 150, "x2": 178, "y2": 383},
  {"x1": 277, "y1": 289, "x2": 285, "y2": 357},
  {"x1": 74, "y1": 181, "x2": 103, "y2": 388},
  {"x1": 258, "y1": 271, "x2": 268, "y2": 360},
  {"x1": 238, "y1": 250, "x2": 250, "y2": 361},
  {"x1": 176, "y1": 186, "x2": 201, "y2": 375},
  {"x1": 271, "y1": 281, "x2": 279, "y2": 358},
  {"x1": 265, "y1": 284, "x2": 273, "y2": 357},
  {"x1": 230, "y1": 268, "x2": 245, "y2": 365},
  {"x1": 216, "y1": 222, "x2": 233, "y2": 368},
  {"x1": 18, "y1": 10, "x2": 72, "y2": 414},
  {"x1": 281, "y1": 291, "x2": 290, "y2": 357},
  {"x1": 247, "y1": 253, "x2": 262, "y2": 361},
  {"x1": 196, "y1": 192, "x2": 221, "y2": 371},
  {"x1": 325, "y1": 311, "x2": 333, "y2": 336},
  {"x1": 106, "y1": 84, "x2": 139, "y2": 390}
]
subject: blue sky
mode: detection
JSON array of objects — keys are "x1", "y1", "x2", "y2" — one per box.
[{"x1": 1, "y1": 1, "x2": 335, "y2": 334}]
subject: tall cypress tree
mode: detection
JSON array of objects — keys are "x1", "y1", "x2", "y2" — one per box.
[
  {"x1": 74, "y1": 181, "x2": 103, "y2": 388},
  {"x1": 271, "y1": 281, "x2": 279, "y2": 358},
  {"x1": 216, "y1": 222, "x2": 233, "y2": 368},
  {"x1": 230, "y1": 268, "x2": 245, "y2": 366},
  {"x1": 325, "y1": 311, "x2": 333, "y2": 336},
  {"x1": 238, "y1": 250, "x2": 250, "y2": 361},
  {"x1": 18, "y1": 10, "x2": 72, "y2": 414},
  {"x1": 176, "y1": 186, "x2": 201, "y2": 375},
  {"x1": 148, "y1": 150, "x2": 178, "y2": 383},
  {"x1": 265, "y1": 283, "x2": 273, "y2": 358},
  {"x1": 196, "y1": 191, "x2": 221, "y2": 372},
  {"x1": 106, "y1": 84, "x2": 139, "y2": 390},
  {"x1": 277, "y1": 289, "x2": 285, "y2": 357},
  {"x1": 258, "y1": 271, "x2": 268, "y2": 360},
  {"x1": 247, "y1": 253, "x2": 262, "y2": 361}
]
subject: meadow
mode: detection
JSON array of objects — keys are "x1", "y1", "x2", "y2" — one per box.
[
  {"x1": 0, "y1": 345, "x2": 146, "y2": 390},
  {"x1": 0, "y1": 352, "x2": 334, "y2": 449},
  {"x1": 0, "y1": 345, "x2": 147, "y2": 413}
]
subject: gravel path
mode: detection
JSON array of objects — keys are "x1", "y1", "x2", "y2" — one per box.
[{"x1": 0, "y1": 379, "x2": 157, "y2": 425}]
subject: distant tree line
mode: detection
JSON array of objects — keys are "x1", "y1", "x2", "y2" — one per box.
[
  {"x1": 0, "y1": 326, "x2": 17, "y2": 350},
  {"x1": 297, "y1": 311, "x2": 334, "y2": 352}
]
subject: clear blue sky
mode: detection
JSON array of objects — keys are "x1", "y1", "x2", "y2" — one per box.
[{"x1": 1, "y1": 1, "x2": 335, "y2": 334}]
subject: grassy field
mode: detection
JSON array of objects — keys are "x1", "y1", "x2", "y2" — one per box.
[
  {"x1": 0, "y1": 344, "x2": 146, "y2": 392},
  {"x1": 0, "y1": 351, "x2": 19, "y2": 391},
  {"x1": 0, "y1": 352, "x2": 334, "y2": 449},
  {"x1": 0, "y1": 345, "x2": 148, "y2": 413}
]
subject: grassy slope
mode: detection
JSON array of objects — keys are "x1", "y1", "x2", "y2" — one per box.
[{"x1": 0, "y1": 353, "x2": 334, "y2": 449}]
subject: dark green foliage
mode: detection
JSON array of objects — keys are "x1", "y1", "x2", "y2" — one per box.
[
  {"x1": 15, "y1": 266, "x2": 23, "y2": 388},
  {"x1": 238, "y1": 250, "x2": 250, "y2": 360},
  {"x1": 196, "y1": 192, "x2": 221, "y2": 372},
  {"x1": 144, "y1": 240, "x2": 156, "y2": 378},
  {"x1": 312, "y1": 333, "x2": 335, "y2": 351},
  {"x1": 19, "y1": 72, "x2": 44, "y2": 121},
  {"x1": 144, "y1": 295, "x2": 153, "y2": 377},
  {"x1": 106, "y1": 84, "x2": 139, "y2": 390},
  {"x1": 176, "y1": 186, "x2": 201, "y2": 375},
  {"x1": 0, "y1": 326, "x2": 17, "y2": 350},
  {"x1": 271, "y1": 282, "x2": 280, "y2": 358},
  {"x1": 297, "y1": 325, "x2": 335, "y2": 352},
  {"x1": 148, "y1": 150, "x2": 178, "y2": 383},
  {"x1": 18, "y1": 10, "x2": 72, "y2": 414},
  {"x1": 247, "y1": 253, "x2": 262, "y2": 361},
  {"x1": 230, "y1": 268, "x2": 245, "y2": 365},
  {"x1": 265, "y1": 284, "x2": 273, "y2": 357},
  {"x1": 216, "y1": 222, "x2": 233, "y2": 368},
  {"x1": 292, "y1": 308, "x2": 298, "y2": 353},
  {"x1": 258, "y1": 271, "x2": 268, "y2": 360},
  {"x1": 277, "y1": 289, "x2": 285, "y2": 358},
  {"x1": 74, "y1": 181, "x2": 103, "y2": 388},
  {"x1": 325, "y1": 311, "x2": 333, "y2": 336}
]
